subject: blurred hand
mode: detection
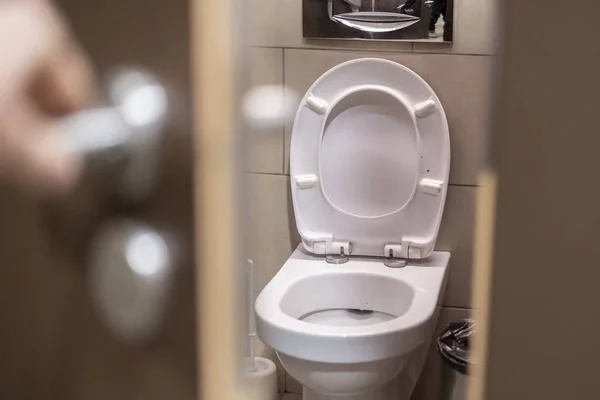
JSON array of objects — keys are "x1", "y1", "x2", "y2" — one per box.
[{"x1": 0, "y1": 0, "x2": 95, "y2": 194}]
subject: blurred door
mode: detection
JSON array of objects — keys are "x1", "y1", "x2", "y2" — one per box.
[
  {"x1": 469, "y1": 1, "x2": 600, "y2": 400},
  {"x1": 0, "y1": 1, "x2": 196, "y2": 399}
]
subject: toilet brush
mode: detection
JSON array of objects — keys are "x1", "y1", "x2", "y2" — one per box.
[{"x1": 243, "y1": 259, "x2": 278, "y2": 400}]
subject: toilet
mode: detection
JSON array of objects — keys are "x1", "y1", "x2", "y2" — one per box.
[{"x1": 255, "y1": 58, "x2": 451, "y2": 400}]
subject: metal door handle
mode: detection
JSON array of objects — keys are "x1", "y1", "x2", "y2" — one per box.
[
  {"x1": 61, "y1": 68, "x2": 169, "y2": 202},
  {"x1": 89, "y1": 219, "x2": 177, "y2": 344}
]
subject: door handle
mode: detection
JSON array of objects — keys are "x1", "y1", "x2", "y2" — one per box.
[
  {"x1": 61, "y1": 68, "x2": 168, "y2": 202},
  {"x1": 89, "y1": 219, "x2": 177, "y2": 344},
  {"x1": 58, "y1": 69, "x2": 176, "y2": 344}
]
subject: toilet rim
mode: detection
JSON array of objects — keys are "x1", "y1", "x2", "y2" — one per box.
[
  {"x1": 255, "y1": 289, "x2": 435, "y2": 363},
  {"x1": 253, "y1": 249, "x2": 449, "y2": 363},
  {"x1": 255, "y1": 285, "x2": 436, "y2": 338}
]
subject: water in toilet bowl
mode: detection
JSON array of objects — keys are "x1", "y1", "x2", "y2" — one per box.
[{"x1": 299, "y1": 308, "x2": 396, "y2": 327}]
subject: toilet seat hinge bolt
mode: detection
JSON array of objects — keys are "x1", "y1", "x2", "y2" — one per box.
[
  {"x1": 325, "y1": 244, "x2": 350, "y2": 265},
  {"x1": 384, "y1": 244, "x2": 409, "y2": 268}
]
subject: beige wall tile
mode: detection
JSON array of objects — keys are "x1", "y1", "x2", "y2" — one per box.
[
  {"x1": 412, "y1": 307, "x2": 471, "y2": 400},
  {"x1": 436, "y1": 186, "x2": 477, "y2": 308},
  {"x1": 283, "y1": 49, "x2": 491, "y2": 186},
  {"x1": 246, "y1": 48, "x2": 285, "y2": 174},
  {"x1": 245, "y1": 173, "x2": 301, "y2": 292},
  {"x1": 286, "y1": 371, "x2": 304, "y2": 394},
  {"x1": 414, "y1": 0, "x2": 498, "y2": 55},
  {"x1": 282, "y1": 394, "x2": 302, "y2": 400},
  {"x1": 249, "y1": 0, "x2": 412, "y2": 51}
]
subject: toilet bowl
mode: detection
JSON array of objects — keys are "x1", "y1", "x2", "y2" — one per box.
[
  {"x1": 256, "y1": 249, "x2": 449, "y2": 399},
  {"x1": 255, "y1": 58, "x2": 451, "y2": 400}
]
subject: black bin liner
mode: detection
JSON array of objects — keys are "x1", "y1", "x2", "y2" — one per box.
[{"x1": 437, "y1": 319, "x2": 475, "y2": 375}]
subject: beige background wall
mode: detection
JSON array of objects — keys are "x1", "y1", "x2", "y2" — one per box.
[{"x1": 244, "y1": 0, "x2": 496, "y2": 397}]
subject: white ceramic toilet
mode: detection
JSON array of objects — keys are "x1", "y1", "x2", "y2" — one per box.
[{"x1": 255, "y1": 58, "x2": 451, "y2": 400}]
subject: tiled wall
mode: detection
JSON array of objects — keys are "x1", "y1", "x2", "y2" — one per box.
[{"x1": 245, "y1": 0, "x2": 496, "y2": 397}]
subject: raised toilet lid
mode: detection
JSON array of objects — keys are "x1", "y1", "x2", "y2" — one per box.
[{"x1": 289, "y1": 58, "x2": 450, "y2": 260}]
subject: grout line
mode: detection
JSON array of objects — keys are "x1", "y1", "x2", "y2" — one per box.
[
  {"x1": 250, "y1": 45, "x2": 493, "y2": 57},
  {"x1": 283, "y1": 359, "x2": 287, "y2": 395},
  {"x1": 442, "y1": 306, "x2": 473, "y2": 311},
  {"x1": 256, "y1": 45, "x2": 412, "y2": 55},
  {"x1": 282, "y1": 48, "x2": 287, "y2": 174},
  {"x1": 246, "y1": 171, "x2": 288, "y2": 177},
  {"x1": 449, "y1": 183, "x2": 479, "y2": 188}
]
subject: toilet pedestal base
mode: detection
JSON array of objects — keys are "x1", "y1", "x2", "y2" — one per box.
[{"x1": 302, "y1": 378, "x2": 402, "y2": 400}]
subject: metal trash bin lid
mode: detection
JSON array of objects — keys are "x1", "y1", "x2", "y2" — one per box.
[{"x1": 437, "y1": 319, "x2": 476, "y2": 375}]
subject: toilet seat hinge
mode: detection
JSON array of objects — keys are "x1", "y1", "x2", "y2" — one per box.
[
  {"x1": 384, "y1": 243, "x2": 409, "y2": 268},
  {"x1": 325, "y1": 240, "x2": 351, "y2": 265}
]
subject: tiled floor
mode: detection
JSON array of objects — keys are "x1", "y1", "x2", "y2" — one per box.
[{"x1": 280, "y1": 394, "x2": 301, "y2": 400}]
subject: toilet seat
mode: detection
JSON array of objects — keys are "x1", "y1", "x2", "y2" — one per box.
[{"x1": 290, "y1": 58, "x2": 450, "y2": 259}]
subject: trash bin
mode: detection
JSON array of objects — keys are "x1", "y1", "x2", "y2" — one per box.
[{"x1": 437, "y1": 319, "x2": 475, "y2": 400}]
